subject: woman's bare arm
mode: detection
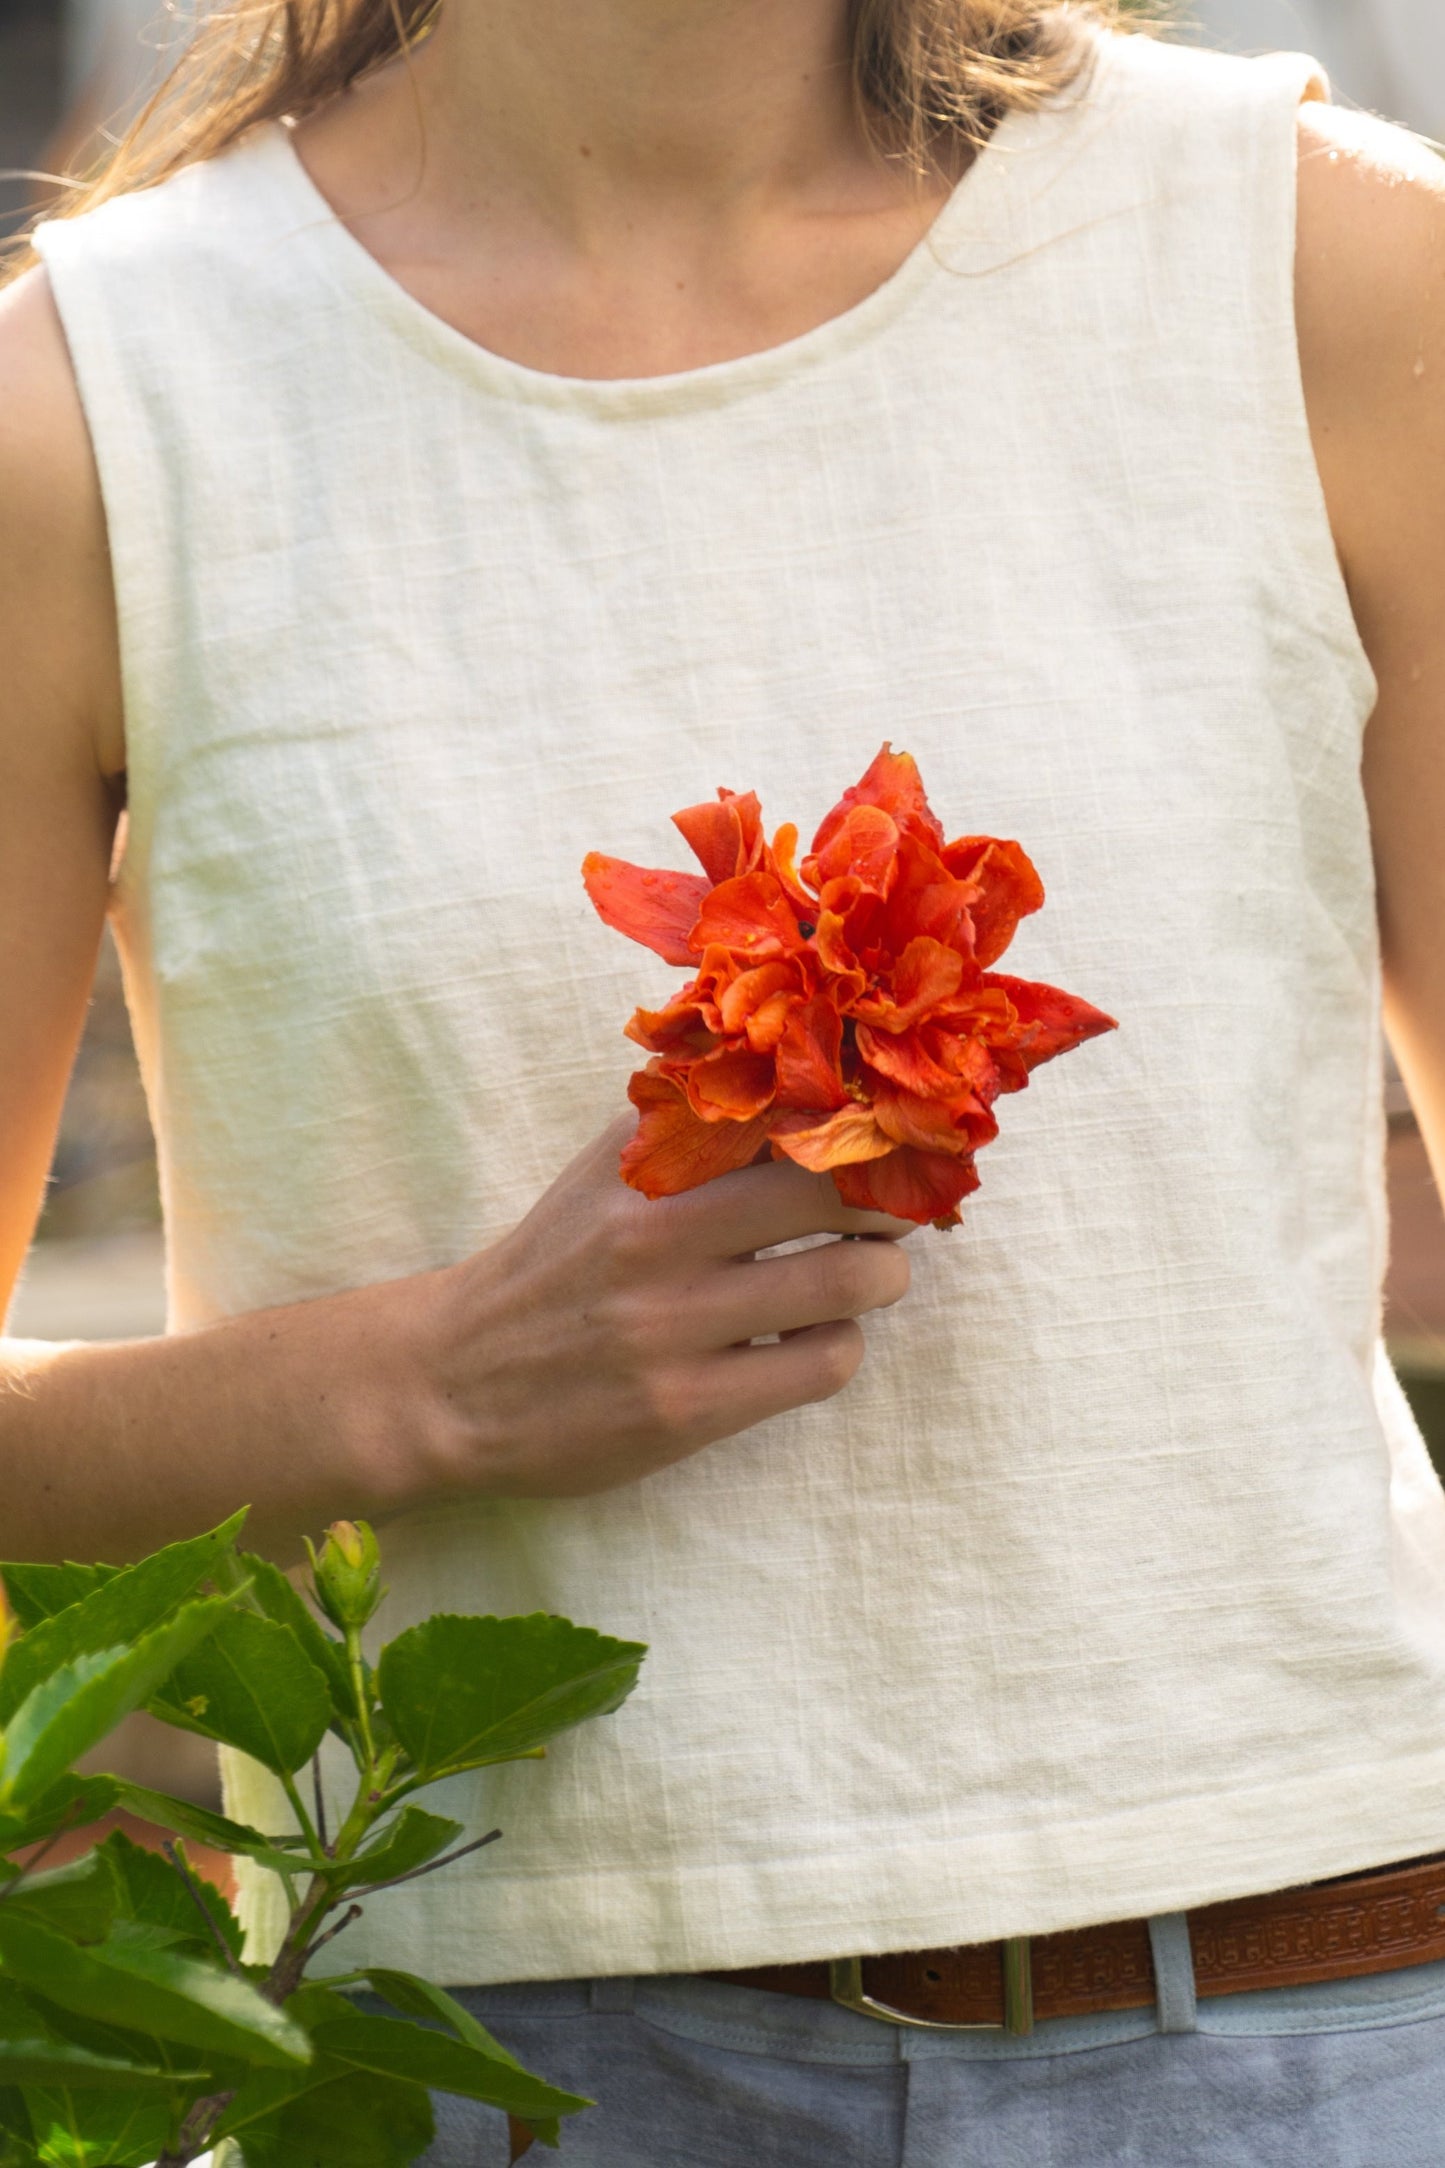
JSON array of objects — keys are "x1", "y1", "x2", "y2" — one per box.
[
  {"x1": 1296, "y1": 111, "x2": 1445, "y2": 1210},
  {"x1": 0, "y1": 269, "x2": 910, "y2": 1565}
]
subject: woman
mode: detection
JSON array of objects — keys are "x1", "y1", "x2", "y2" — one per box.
[{"x1": 3, "y1": 1, "x2": 1445, "y2": 2160}]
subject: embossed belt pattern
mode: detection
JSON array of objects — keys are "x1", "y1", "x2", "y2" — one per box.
[{"x1": 705, "y1": 1852, "x2": 1445, "y2": 2027}]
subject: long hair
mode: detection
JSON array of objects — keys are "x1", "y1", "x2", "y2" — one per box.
[{"x1": 4, "y1": 1, "x2": 1144, "y2": 279}]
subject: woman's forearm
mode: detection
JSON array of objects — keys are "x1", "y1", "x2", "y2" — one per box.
[
  {"x1": 0, "y1": 1122, "x2": 916, "y2": 1568},
  {"x1": 0, "y1": 1270, "x2": 444, "y2": 1565}
]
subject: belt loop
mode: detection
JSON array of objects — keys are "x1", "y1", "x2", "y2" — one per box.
[
  {"x1": 589, "y1": 1975, "x2": 636, "y2": 2014},
  {"x1": 1147, "y1": 1914, "x2": 1199, "y2": 2035}
]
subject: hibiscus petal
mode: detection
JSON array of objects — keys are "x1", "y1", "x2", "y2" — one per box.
[
  {"x1": 770, "y1": 1101, "x2": 896, "y2": 1171},
  {"x1": 691, "y1": 872, "x2": 809, "y2": 961},
  {"x1": 882, "y1": 833, "x2": 981, "y2": 957},
  {"x1": 855, "y1": 1021, "x2": 956, "y2": 1098},
  {"x1": 942, "y1": 839, "x2": 1045, "y2": 967},
  {"x1": 624, "y1": 989, "x2": 713, "y2": 1054},
  {"x1": 767, "y1": 823, "x2": 818, "y2": 914},
  {"x1": 872, "y1": 1079, "x2": 999, "y2": 1155},
  {"x1": 583, "y1": 854, "x2": 710, "y2": 966},
  {"x1": 684, "y1": 1045, "x2": 778, "y2": 1123},
  {"x1": 804, "y1": 804, "x2": 900, "y2": 897},
  {"x1": 832, "y1": 1146, "x2": 981, "y2": 1228},
  {"x1": 717, "y1": 961, "x2": 800, "y2": 1039},
  {"x1": 811, "y1": 742, "x2": 945, "y2": 858},
  {"x1": 980, "y1": 973, "x2": 1119, "y2": 1072},
  {"x1": 853, "y1": 935, "x2": 964, "y2": 1034},
  {"x1": 621, "y1": 1065, "x2": 774, "y2": 1197},
  {"x1": 773, "y1": 996, "x2": 847, "y2": 1112},
  {"x1": 672, "y1": 790, "x2": 766, "y2": 884}
]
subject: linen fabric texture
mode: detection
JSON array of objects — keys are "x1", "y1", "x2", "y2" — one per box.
[{"x1": 33, "y1": 32, "x2": 1445, "y2": 1987}]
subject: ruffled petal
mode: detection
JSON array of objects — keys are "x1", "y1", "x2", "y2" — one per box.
[
  {"x1": 583, "y1": 854, "x2": 710, "y2": 966},
  {"x1": 717, "y1": 960, "x2": 801, "y2": 1043},
  {"x1": 942, "y1": 839, "x2": 1045, "y2": 967},
  {"x1": 804, "y1": 804, "x2": 900, "y2": 897},
  {"x1": 773, "y1": 995, "x2": 847, "y2": 1111},
  {"x1": 621, "y1": 1065, "x2": 774, "y2": 1197},
  {"x1": 767, "y1": 823, "x2": 818, "y2": 915},
  {"x1": 853, "y1": 935, "x2": 964, "y2": 1034},
  {"x1": 691, "y1": 872, "x2": 809, "y2": 962},
  {"x1": 684, "y1": 1045, "x2": 778, "y2": 1123},
  {"x1": 855, "y1": 1021, "x2": 957, "y2": 1098},
  {"x1": 624, "y1": 988, "x2": 714, "y2": 1054},
  {"x1": 881, "y1": 833, "x2": 981, "y2": 958},
  {"x1": 770, "y1": 1102, "x2": 896, "y2": 1171},
  {"x1": 872, "y1": 1079, "x2": 999, "y2": 1156},
  {"x1": 811, "y1": 742, "x2": 945, "y2": 858},
  {"x1": 672, "y1": 790, "x2": 766, "y2": 884},
  {"x1": 832, "y1": 1146, "x2": 981, "y2": 1228}
]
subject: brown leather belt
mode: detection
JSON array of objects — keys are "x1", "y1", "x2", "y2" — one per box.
[{"x1": 705, "y1": 1851, "x2": 1445, "y2": 2036}]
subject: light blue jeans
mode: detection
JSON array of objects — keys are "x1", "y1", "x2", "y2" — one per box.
[{"x1": 417, "y1": 1923, "x2": 1445, "y2": 2165}]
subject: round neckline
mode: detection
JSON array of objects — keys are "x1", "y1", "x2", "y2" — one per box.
[{"x1": 259, "y1": 81, "x2": 1067, "y2": 415}]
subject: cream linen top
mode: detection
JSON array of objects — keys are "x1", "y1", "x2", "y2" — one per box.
[{"x1": 35, "y1": 30, "x2": 1445, "y2": 1985}]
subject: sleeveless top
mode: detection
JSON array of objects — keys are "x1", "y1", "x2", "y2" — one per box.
[{"x1": 35, "y1": 30, "x2": 1445, "y2": 1988}]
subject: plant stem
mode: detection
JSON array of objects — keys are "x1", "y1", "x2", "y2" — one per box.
[
  {"x1": 278, "y1": 1766, "x2": 327, "y2": 1867},
  {"x1": 345, "y1": 1622, "x2": 376, "y2": 1772},
  {"x1": 154, "y1": 2086, "x2": 235, "y2": 2168},
  {"x1": 358, "y1": 1829, "x2": 502, "y2": 1897},
  {"x1": 311, "y1": 1750, "x2": 330, "y2": 1852},
  {"x1": 162, "y1": 1841, "x2": 242, "y2": 1975}
]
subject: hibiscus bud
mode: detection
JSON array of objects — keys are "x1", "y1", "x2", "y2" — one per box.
[{"x1": 305, "y1": 1520, "x2": 384, "y2": 1632}]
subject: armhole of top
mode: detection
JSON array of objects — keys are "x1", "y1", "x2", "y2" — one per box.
[
  {"x1": 1255, "y1": 54, "x2": 1380, "y2": 727},
  {"x1": 31, "y1": 213, "x2": 164, "y2": 906}
]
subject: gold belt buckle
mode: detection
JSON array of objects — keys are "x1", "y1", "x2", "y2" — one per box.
[{"x1": 829, "y1": 1937, "x2": 1034, "y2": 2036}]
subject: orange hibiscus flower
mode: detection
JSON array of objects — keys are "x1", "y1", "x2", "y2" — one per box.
[{"x1": 583, "y1": 745, "x2": 1117, "y2": 1228}]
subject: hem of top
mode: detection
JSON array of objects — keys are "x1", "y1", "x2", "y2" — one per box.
[
  {"x1": 251, "y1": 29, "x2": 1120, "y2": 419},
  {"x1": 248, "y1": 1739, "x2": 1445, "y2": 1988}
]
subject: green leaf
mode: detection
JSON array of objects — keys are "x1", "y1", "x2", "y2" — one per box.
[
  {"x1": 0, "y1": 1571, "x2": 114, "y2": 1638},
  {"x1": 303, "y1": 1992, "x2": 586, "y2": 2122},
  {"x1": 0, "y1": 1781, "x2": 120, "y2": 1859},
  {"x1": 0, "y1": 2042, "x2": 192, "y2": 2092},
  {"x1": 0, "y1": 1914, "x2": 310, "y2": 2070},
  {"x1": 0, "y1": 1853, "x2": 117, "y2": 1946},
  {"x1": 20, "y1": 2084, "x2": 172, "y2": 2168},
  {"x1": 235, "y1": 1556, "x2": 357, "y2": 1733},
  {"x1": 227, "y1": 2066, "x2": 433, "y2": 2168},
  {"x1": 361, "y1": 1968, "x2": 524, "y2": 2067},
  {"x1": 107, "y1": 1782, "x2": 307, "y2": 1879},
  {"x1": 335, "y1": 1810, "x2": 462, "y2": 1892},
  {"x1": 360, "y1": 1970, "x2": 562, "y2": 2146},
  {"x1": 98, "y1": 1829, "x2": 244, "y2": 1964},
  {"x1": 377, "y1": 1613, "x2": 645, "y2": 1779},
  {"x1": 0, "y1": 1982, "x2": 201, "y2": 2094},
  {"x1": 151, "y1": 1611, "x2": 331, "y2": 1778},
  {"x1": 0, "y1": 2089, "x2": 35, "y2": 2167},
  {"x1": 0, "y1": 1514, "x2": 248, "y2": 1725},
  {"x1": 1, "y1": 1597, "x2": 239, "y2": 1810}
]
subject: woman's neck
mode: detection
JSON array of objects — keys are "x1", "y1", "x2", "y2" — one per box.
[
  {"x1": 290, "y1": 0, "x2": 964, "y2": 379},
  {"x1": 414, "y1": 0, "x2": 874, "y2": 237}
]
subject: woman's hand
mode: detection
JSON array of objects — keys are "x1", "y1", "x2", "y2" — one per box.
[{"x1": 421, "y1": 1117, "x2": 915, "y2": 1498}]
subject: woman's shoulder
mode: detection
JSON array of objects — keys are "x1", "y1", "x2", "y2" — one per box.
[
  {"x1": 1296, "y1": 101, "x2": 1445, "y2": 406},
  {"x1": 0, "y1": 267, "x2": 123, "y2": 781}
]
